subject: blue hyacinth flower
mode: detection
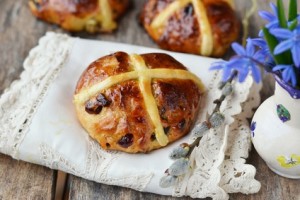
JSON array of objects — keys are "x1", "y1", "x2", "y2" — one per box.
[
  {"x1": 210, "y1": 61, "x2": 234, "y2": 82},
  {"x1": 270, "y1": 27, "x2": 300, "y2": 67},
  {"x1": 229, "y1": 40, "x2": 264, "y2": 83},
  {"x1": 251, "y1": 38, "x2": 275, "y2": 71},
  {"x1": 258, "y1": 3, "x2": 279, "y2": 36},
  {"x1": 272, "y1": 64, "x2": 297, "y2": 87},
  {"x1": 210, "y1": 39, "x2": 265, "y2": 83}
]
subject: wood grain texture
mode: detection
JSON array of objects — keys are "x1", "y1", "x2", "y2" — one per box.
[
  {"x1": 0, "y1": 0, "x2": 62, "y2": 94},
  {"x1": 0, "y1": 0, "x2": 59, "y2": 199},
  {"x1": 0, "y1": 0, "x2": 299, "y2": 200},
  {"x1": 0, "y1": 154, "x2": 56, "y2": 200},
  {"x1": 66, "y1": 176, "x2": 197, "y2": 200}
]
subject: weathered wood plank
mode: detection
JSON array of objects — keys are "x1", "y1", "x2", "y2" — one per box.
[
  {"x1": 0, "y1": 1, "x2": 59, "y2": 199},
  {"x1": 0, "y1": 154, "x2": 56, "y2": 200},
  {"x1": 0, "y1": 0, "x2": 62, "y2": 94},
  {"x1": 66, "y1": 175, "x2": 199, "y2": 200}
]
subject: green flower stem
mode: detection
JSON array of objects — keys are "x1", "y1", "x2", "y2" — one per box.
[
  {"x1": 288, "y1": 0, "x2": 298, "y2": 21},
  {"x1": 277, "y1": 0, "x2": 287, "y2": 28}
]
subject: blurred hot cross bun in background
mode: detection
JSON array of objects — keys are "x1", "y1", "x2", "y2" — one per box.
[
  {"x1": 140, "y1": 0, "x2": 240, "y2": 57},
  {"x1": 29, "y1": 0, "x2": 130, "y2": 33}
]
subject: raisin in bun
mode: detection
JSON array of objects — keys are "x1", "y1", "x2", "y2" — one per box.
[
  {"x1": 140, "y1": 0, "x2": 240, "y2": 57},
  {"x1": 28, "y1": 0, "x2": 129, "y2": 33},
  {"x1": 74, "y1": 52, "x2": 205, "y2": 153}
]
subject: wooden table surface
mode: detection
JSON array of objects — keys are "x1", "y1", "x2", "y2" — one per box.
[{"x1": 0, "y1": 0, "x2": 299, "y2": 199}]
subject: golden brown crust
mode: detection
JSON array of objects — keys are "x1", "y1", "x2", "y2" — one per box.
[
  {"x1": 108, "y1": 0, "x2": 129, "y2": 18},
  {"x1": 75, "y1": 52, "x2": 131, "y2": 93},
  {"x1": 205, "y1": 0, "x2": 240, "y2": 56},
  {"x1": 74, "y1": 52, "x2": 204, "y2": 153},
  {"x1": 28, "y1": 0, "x2": 129, "y2": 32},
  {"x1": 153, "y1": 79, "x2": 201, "y2": 143},
  {"x1": 140, "y1": 0, "x2": 240, "y2": 57},
  {"x1": 141, "y1": 53, "x2": 186, "y2": 70}
]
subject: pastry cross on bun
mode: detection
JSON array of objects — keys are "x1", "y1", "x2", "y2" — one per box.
[
  {"x1": 74, "y1": 52, "x2": 205, "y2": 153},
  {"x1": 140, "y1": 0, "x2": 240, "y2": 57},
  {"x1": 28, "y1": 0, "x2": 129, "y2": 32}
]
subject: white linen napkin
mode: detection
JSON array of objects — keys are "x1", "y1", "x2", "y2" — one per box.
[{"x1": 0, "y1": 32, "x2": 261, "y2": 200}]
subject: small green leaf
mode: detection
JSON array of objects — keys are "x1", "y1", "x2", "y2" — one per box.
[
  {"x1": 288, "y1": 0, "x2": 298, "y2": 21},
  {"x1": 277, "y1": 0, "x2": 288, "y2": 28},
  {"x1": 289, "y1": 18, "x2": 298, "y2": 30},
  {"x1": 263, "y1": 28, "x2": 283, "y2": 64},
  {"x1": 282, "y1": 52, "x2": 293, "y2": 65},
  {"x1": 263, "y1": 27, "x2": 293, "y2": 65}
]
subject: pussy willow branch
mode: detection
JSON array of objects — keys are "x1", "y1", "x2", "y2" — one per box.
[
  {"x1": 186, "y1": 70, "x2": 238, "y2": 156},
  {"x1": 213, "y1": 70, "x2": 238, "y2": 113}
]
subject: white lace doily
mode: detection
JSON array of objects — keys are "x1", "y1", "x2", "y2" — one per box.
[{"x1": 0, "y1": 32, "x2": 261, "y2": 200}]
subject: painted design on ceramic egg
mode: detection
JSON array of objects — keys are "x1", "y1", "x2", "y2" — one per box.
[
  {"x1": 277, "y1": 154, "x2": 300, "y2": 168},
  {"x1": 276, "y1": 104, "x2": 291, "y2": 123},
  {"x1": 250, "y1": 122, "x2": 256, "y2": 137}
]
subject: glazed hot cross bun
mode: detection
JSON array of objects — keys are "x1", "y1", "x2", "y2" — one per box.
[
  {"x1": 74, "y1": 52, "x2": 205, "y2": 153},
  {"x1": 140, "y1": 0, "x2": 240, "y2": 57},
  {"x1": 29, "y1": 0, "x2": 129, "y2": 32}
]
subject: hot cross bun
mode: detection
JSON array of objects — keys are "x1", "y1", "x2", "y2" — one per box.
[
  {"x1": 29, "y1": 0, "x2": 129, "y2": 32},
  {"x1": 140, "y1": 0, "x2": 240, "y2": 57},
  {"x1": 74, "y1": 52, "x2": 205, "y2": 153}
]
